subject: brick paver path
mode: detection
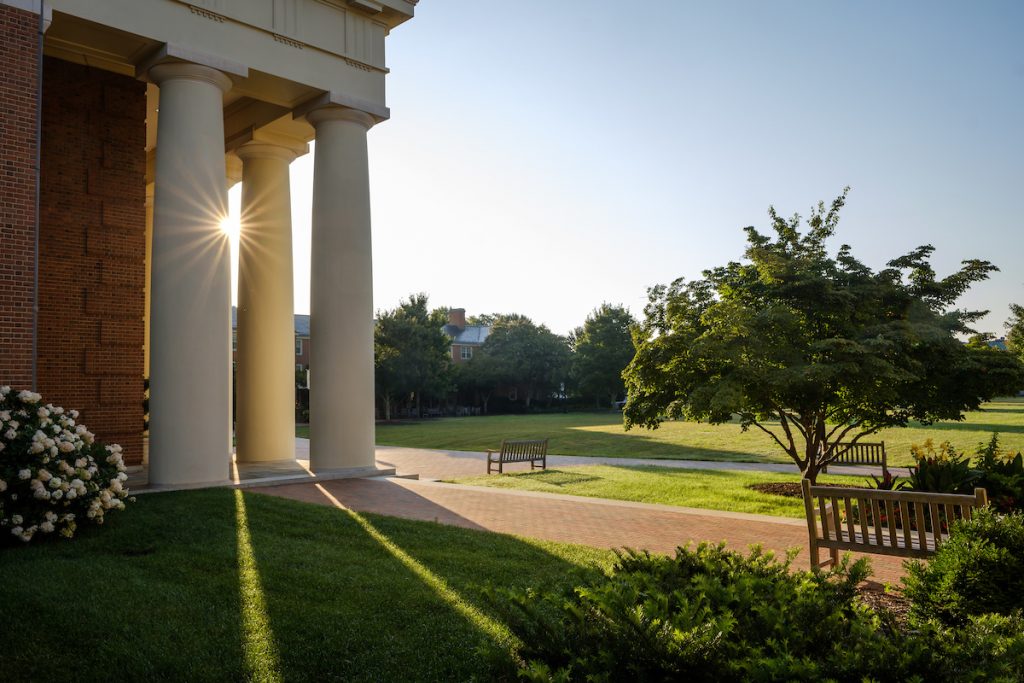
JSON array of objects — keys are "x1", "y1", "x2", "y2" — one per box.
[{"x1": 257, "y1": 474, "x2": 908, "y2": 585}]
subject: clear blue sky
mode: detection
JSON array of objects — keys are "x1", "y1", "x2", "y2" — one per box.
[{"x1": 231, "y1": 1, "x2": 1023, "y2": 336}]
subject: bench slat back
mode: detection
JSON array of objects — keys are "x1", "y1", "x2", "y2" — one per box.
[
  {"x1": 499, "y1": 439, "x2": 548, "y2": 462},
  {"x1": 828, "y1": 441, "x2": 886, "y2": 467},
  {"x1": 802, "y1": 481, "x2": 987, "y2": 557}
]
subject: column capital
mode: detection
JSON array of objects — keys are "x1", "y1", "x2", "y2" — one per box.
[
  {"x1": 236, "y1": 141, "x2": 301, "y2": 164},
  {"x1": 147, "y1": 62, "x2": 233, "y2": 93},
  {"x1": 305, "y1": 106, "x2": 376, "y2": 131}
]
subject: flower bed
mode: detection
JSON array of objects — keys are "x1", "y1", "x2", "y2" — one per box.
[{"x1": 0, "y1": 386, "x2": 131, "y2": 542}]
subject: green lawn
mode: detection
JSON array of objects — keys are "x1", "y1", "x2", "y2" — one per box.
[
  {"x1": 296, "y1": 397, "x2": 1024, "y2": 467},
  {"x1": 0, "y1": 489, "x2": 612, "y2": 682},
  {"x1": 450, "y1": 465, "x2": 867, "y2": 518}
]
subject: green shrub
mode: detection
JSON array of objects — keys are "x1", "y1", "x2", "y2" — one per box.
[
  {"x1": 902, "y1": 508, "x2": 1024, "y2": 625},
  {"x1": 484, "y1": 543, "x2": 926, "y2": 682},
  {"x1": 974, "y1": 434, "x2": 1024, "y2": 513},
  {"x1": 909, "y1": 612, "x2": 1024, "y2": 681},
  {"x1": 485, "y1": 541, "x2": 1024, "y2": 681},
  {"x1": 906, "y1": 439, "x2": 981, "y2": 494}
]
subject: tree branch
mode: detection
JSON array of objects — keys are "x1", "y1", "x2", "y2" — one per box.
[
  {"x1": 751, "y1": 420, "x2": 798, "y2": 463},
  {"x1": 781, "y1": 409, "x2": 808, "y2": 440}
]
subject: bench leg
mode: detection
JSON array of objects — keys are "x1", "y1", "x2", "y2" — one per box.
[
  {"x1": 829, "y1": 548, "x2": 839, "y2": 568},
  {"x1": 809, "y1": 542, "x2": 821, "y2": 571},
  {"x1": 498, "y1": 460, "x2": 503, "y2": 475}
]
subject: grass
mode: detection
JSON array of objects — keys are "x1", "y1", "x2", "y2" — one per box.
[
  {"x1": 295, "y1": 397, "x2": 1024, "y2": 467},
  {"x1": 449, "y1": 465, "x2": 868, "y2": 518},
  {"x1": 0, "y1": 488, "x2": 612, "y2": 682}
]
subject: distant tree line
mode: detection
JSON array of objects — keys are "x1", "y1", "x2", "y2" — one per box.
[{"x1": 372, "y1": 295, "x2": 637, "y2": 419}]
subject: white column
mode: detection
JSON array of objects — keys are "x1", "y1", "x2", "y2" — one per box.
[
  {"x1": 307, "y1": 106, "x2": 376, "y2": 471},
  {"x1": 147, "y1": 63, "x2": 233, "y2": 486},
  {"x1": 235, "y1": 141, "x2": 298, "y2": 462}
]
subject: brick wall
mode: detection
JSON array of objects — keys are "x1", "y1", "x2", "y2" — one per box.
[
  {"x1": 38, "y1": 57, "x2": 146, "y2": 465},
  {"x1": 0, "y1": 5, "x2": 38, "y2": 389}
]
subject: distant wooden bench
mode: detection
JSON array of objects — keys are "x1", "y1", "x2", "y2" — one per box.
[
  {"x1": 801, "y1": 480, "x2": 988, "y2": 570},
  {"x1": 486, "y1": 439, "x2": 548, "y2": 474},
  {"x1": 821, "y1": 441, "x2": 888, "y2": 476}
]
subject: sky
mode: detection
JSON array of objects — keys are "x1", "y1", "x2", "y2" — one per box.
[{"x1": 228, "y1": 0, "x2": 1023, "y2": 337}]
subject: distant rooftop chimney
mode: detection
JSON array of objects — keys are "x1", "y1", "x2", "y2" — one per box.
[{"x1": 448, "y1": 308, "x2": 466, "y2": 330}]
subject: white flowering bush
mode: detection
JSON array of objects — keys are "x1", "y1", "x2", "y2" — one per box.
[{"x1": 0, "y1": 386, "x2": 131, "y2": 543}]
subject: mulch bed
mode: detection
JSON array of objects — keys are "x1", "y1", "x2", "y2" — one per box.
[
  {"x1": 747, "y1": 481, "x2": 870, "y2": 499},
  {"x1": 857, "y1": 585, "x2": 912, "y2": 627}
]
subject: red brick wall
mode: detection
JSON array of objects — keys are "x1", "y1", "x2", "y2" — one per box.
[
  {"x1": 37, "y1": 57, "x2": 146, "y2": 465},
  {"x1": 0, "y1": 5, "x2": 38, "y2": 390}
]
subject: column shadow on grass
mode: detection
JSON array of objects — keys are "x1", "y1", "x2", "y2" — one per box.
[
  {"x1": 0, "y1": 488, "x2": 252, "y2": 681},
  {"x1": 240, "y1": 485, "x2": 605, "y2": 681}
]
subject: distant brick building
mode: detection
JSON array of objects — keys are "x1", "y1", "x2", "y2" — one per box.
[{"x1": 442, "y1": 308, "x2": 490, "y2": 364}]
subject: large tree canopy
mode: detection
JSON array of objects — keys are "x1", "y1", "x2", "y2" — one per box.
[
  {"x1": 570, "y1": 303, "x2": 636, "y2": 408},
  {"x1": 623, "y1": 190, "x2": 1024, "y2": 482},
  {"x1": 480, "y1": 314, "x2": 570, "y2": 409},
  {"x1": 374, "y1": 293, "x2": 451, "y2": 420}
]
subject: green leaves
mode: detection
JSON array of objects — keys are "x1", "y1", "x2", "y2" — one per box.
[
  {"x1": 623, "y1": 191, "x2": 1024, "y2": 481},
  {"x1": 570, "y1": 303, "x2": 636, "y2": 407},
  {"x1": 476, "y1": 315, "x2": 571, "y2": 408},
  {"x1": 374, "y1": 294, "x2": 452, "y2": 414}
]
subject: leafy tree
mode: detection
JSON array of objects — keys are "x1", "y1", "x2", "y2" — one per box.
[
  {"x1": 1006, "y1": 303, "x2": 1024, "y2": 358},
  {"x1": 374, "y1": 293, "x2": 452, "y2": 420},
  {"x1": 570, "y1": 303, "x2": 636, "y2": 408},
  {"x1": 467, "y1": 313, "x2": 501, "y2": 327},
  {"x1": 481, "y1": 315, "x2": 571, "y2": 408},
  {"x1": 453, "y1": 350, "x2": 507, "y2": 415},
  {"x1": 624, "y1": 190, "x2": 1024, "y2": 482}
]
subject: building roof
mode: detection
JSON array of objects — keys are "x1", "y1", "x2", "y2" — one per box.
[
  {"x1": 444, "y1": 324, "x2": 490, "y2": 345},
  {"x1": 988, "y1": 337, "x2": 1008, "y2": 351},
  {"x1": 231, "y1": 307, "x2": 310, "y2": 336}
]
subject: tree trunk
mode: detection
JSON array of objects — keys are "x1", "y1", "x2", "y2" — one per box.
[
  {"x1": 384, "y1": 395, "x2": 392, "y2": 422},
  {"x1": 482, "y1": 392, "x2": 490, "y2": 415},
  {"x1": 416, "y1": 392, "x2": 421, "y2": 419}
]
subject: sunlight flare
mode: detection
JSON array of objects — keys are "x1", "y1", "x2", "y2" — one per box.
[{"x1": 220, "y1": 212, "x2": 240, "y2": 240}]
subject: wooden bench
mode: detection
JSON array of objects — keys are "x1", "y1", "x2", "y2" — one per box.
[
  {"x1": 486, "y1": 439, "x2": 548, "y2": 474},
  {"x1": 821, "y1": 441, "x2": 888, "y2": 476},
  {"x1": 801, "y1": 480, "x2": 988, "y2": 570}
]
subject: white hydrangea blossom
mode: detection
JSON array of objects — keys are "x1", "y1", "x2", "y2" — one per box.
[{"x1": 1, "y1": 391, "x2": 131, "y2": 542}]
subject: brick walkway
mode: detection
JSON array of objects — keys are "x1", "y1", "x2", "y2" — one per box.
[{"x1": 256, "y1": 474, "x2": 908, "y2": 586}]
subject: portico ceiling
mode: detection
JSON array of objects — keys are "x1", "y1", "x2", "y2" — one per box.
[{"x1": 42, "y1": 0, "x2": 410, "y2": 154}]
